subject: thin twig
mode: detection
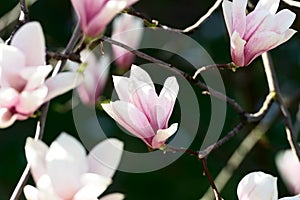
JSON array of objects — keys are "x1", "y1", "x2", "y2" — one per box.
[
  {"x1": 193, "y1": 63, "x2": 237, "y2": 80},
  {"x1": 19, "y1": 0, "x2": 29, "y2": 23},
  {"x1": 182, "y1": 0, "x2": 223, "y2": 33},
  {"x1": 261, "y1": 52, "x2": 300, "y2": 161},
  {"x1": 198, "y1": 122, "x2": 245, "y2": 159},
  {"x1": 245, "y1": 92, "x2": 275, "y2": 123},
  {"x1": 100, "y1": 36, "x2": 246, "y2": 116},
  {"x1": 126, "y1": 0, "x2": 223, "y2": 34},
  {"x1": 46, "y1": 51, "x2": 81, "y2": 63},
  {"x1": 282, "y1": 0, "x2": 300, "y2": 8},
  {"x1": 9, "y1": 22, "x2": 82, "y2": 200},
  {"x1": 164, "y1": 145, "x2": 199, "y2": 157},
  {"x1": 201, "y1": 159, "x2": 223, "y2": 200}
]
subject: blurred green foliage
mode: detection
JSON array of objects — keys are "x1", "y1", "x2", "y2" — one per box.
[{"x1": 0, "y1": 0, "x2": 300, "y2": 199}]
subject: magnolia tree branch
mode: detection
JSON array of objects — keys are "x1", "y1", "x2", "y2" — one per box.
[
  {"x1": 9, "y1": 22, "x2": 82, "y2": 200},
  {"x1": 261, "y1": 52, "x2": 300, "y2": 161},
  {"x1": 201, "y1": 159, "x2": 223, "y2": 200},
  {"x1": 201, "y1": 91, "x2": 300, "y2": 200},
  {"x1": 126, "y1": 0, "x2": 222, "y2": 33}
]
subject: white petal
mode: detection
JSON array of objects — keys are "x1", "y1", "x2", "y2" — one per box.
[
  {"x1": 11, "y1": 22, "x2": 46, "y2": 66},
  {"x1": 231, "y1": 31, "x2": 246, "y2": 66},
  {"x1": 222, "y1": 0, "x2": 233, "y2": 36},
  {"x1": 130, "y1": 65, "x2": 155, "y2": 90},
  {"x1": 156, "y1": 76, "x2": 179, "y2": 129},
  {"x1": 46, "y1": 133, "x2": 88, "y2": 199},
  {"x1": 152, "y1": 123, "x2": 178, "y2": 149},
  {"x1": 100, "y1": 193, "x2": 125, "y2": 200},
  {"x1": 237, "y1": 171, "x2": 278, "y2": 200},
  {"x1": 22, "y1": 65, "x2": 53, "y2": 91},
  {"x1": 280, "y1": 195, "x2": 300, "y2": 200},
  {"x1": 23, "y1": 185, "x2": 40, "y2": 200},
  {"x1": 113, "y1": 76, "x2": 130, "y2": 101},
  {"x1": 45, "y1": 72, "x2": 83, "y2": 102},
  {"x1": 73, "y1": 173, "x2": 112, "y2": 200},
  {"x1": 25, "y1": 137, "x2": 49, "y2": 183},
  {"x1": 255, "y1": 0, "x2": 280, "y2": 14},
  {"x1": 0, "y1": 108, "x2": 18, "y2": 128},
  {"x1": 88, "y1": 138, "x2": 124, "y2": 179},
  {"x1": 0, "y1": 87, "x2": 19, "y2": 108},
  {"x1": 16, "y1": 86, "x2": 48, "y2": 114}
]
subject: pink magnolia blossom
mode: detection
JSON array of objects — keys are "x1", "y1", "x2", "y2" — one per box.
[
  {"x1": 276, "y1": 149, "x2": 300, "y2": 195},
  {"x1": 222, "y1": 0, "x2": 296, "y2": 66},
  {"x1": 24, "y1": 132, "x2": 124, "y2": 200},
  {"x1": 71, "y1": 0, "x2": 139, "y2": 37},
  {"x1": 0, "y1": 22, "x2": 81, "y2": 128},
  {"x1": 73, "y1": 50, "x2": 110, "y2": 105},
  {"x1": 237, "y1": 171, "x2": 300, "y2": 200},
  {"x1": 102, "y1": 65, "x2": 179, "y2": 149},
  {"x1": 112, "y1": 14, "x2": 143, "y2": 69}
]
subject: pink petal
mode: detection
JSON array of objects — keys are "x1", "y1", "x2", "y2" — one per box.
[
  {"x1": 112, "y1": 14, "x2": 143, "y2": 68},
  {"x1": 0, "y1": 88, "x2": 19, "y2": 108},
  {"x1": 16, "y1": 86, "x2": 48, "y2": 114},
  {"x1": 231, "y1": 31, "x2": 246, "y2": 66},
  {"x1": 85, "y1": 0, "x2": 127, "y2": 37},
  {"x1": 21, "y1": 65, "x2": 53, "y2": 91},
  {"x1": 244, "y1": 10, "x2": 269, "y2": 41},
  {"x1": 268, "y1": 9, "x2": 296, "y2": 34},
  {"x1": 152, "y1": 123, "x2": 178, "y2": 149},
  {"x1": 0, "y1": 108, "x2": 18, "y2": 128},
  {"x1": 100, "y1": 193, "x2": 125, "y2": 200},
  {"x1": 156, "y1": 76, "x2": 179, "y2": 129},
  {"x1": 46, "y1": 133, "x2": 88, "y2": 199},
  {"x1": 129, "y1": 78, "x2": 158, "y2": 128},
  {"x1": 222, "y1": 0, "x2": 233, "y2": 36},
  {"x1": 244, "y1": 30, "x2": 294, "y2": 66},
  {"x1": 255, "y1": 0, "x2": 280, "y2": 14},
  {"x1": 71, "y1": 0, "x2": 87, "y2": 30},
  {"x1": 88, "y1": 138, "x2": 123, "y2": 178},
  {"x1": 231, "y1": 0, "x2": 247, "y2": 36},
  {"x1": 45, "y1": 72, "x2": 83, "y2": 102},
  {"x1": 11, "y1": 22, "x2": 46, "y2": 66},
  {"x1": 102, "y1": 101, "x2": 154, "y2": 146},
  {"x1": 25, "y1": 137, "x2": 49, "y2": 183}
]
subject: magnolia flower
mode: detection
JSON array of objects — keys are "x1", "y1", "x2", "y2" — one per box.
[
  {"x1": 71, "y1": 0, "x2": 139, "y2": 37},
  {"x1": 222, "y1": 0, "x2": 296, "y2": 66},
  {"x1": 237, "y1": 171, "x2": 300, "y2": 200},
  {"x1": 276, "y1": 149, "x2": 300, "y2": 195},
  {"x1": 102, "y1": 65, "x2": 179, "y2": 149},
  {"x1": 112, "y1": 14, "x2": 143, "y2": 69},
  {"x1": 0, "y1": 22, "x2": 81, "y2": 128},
  {"x1": 74, "y1": 50, "x2": 110, "y2": 105},
  {"x1": 24, "y1": 133, "x2": 124, "y2": 200}
]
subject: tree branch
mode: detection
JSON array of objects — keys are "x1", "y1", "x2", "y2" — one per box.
[
  {"x1": 261, "y1": 52, "x2": 300, "y2": 161},
  {"x1": 126, "y1": 0, "x2": 223, "y2": 34},
  {"x1": 201, "y1": 159, "x2": 223, "y2": 200}
]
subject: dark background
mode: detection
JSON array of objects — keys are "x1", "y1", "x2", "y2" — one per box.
[{"x1": 0, "y1": 0, "x2": 300, "y2": 199}]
